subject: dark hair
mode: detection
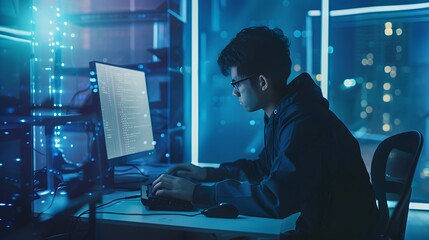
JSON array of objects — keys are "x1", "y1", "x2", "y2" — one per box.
[{"x1": 217, "y1": 26, "x2": 292, "y2": 84}]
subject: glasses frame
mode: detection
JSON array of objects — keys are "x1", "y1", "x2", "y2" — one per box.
[{"x1": 230, "y1": 73, "x2": 258, "y2": 92}]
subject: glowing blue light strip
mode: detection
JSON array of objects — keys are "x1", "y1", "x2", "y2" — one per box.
[
  {"x1": 153, "y1": 22, "x2": 159, "y2": 62},
  {"x1": 0, "y1": 34, "x2": 31, "y2": 43},
  {"x1": 191, "y1": 0, "x2": 199, "y2": 165},
  {"x1": 308, "y1": 2, "x2": 429, "y2": 17},
  {"x1": 0, "y1": 26, "x2": 31, "y2": 36},
  {"x1": 409, "y1": 202, "x2": 429, "y2": 211},
  {"x1": 168, "y1": 9, "x2": 186, "y2": 23},
  {"x1": 386, "y1": 200, "x2": 429, "y2": 211},
  {"x1": 211, "y1": 0, "x2": 220, "y2": 31},
  {"x1": 305, "y1": 15, "x2": 313, "y2": 75},
  {"x1": 320, "y1": 0, "x2": 329, "y2": 99},
  {"x1": 331, "y1": 2, "x2": 429, "y2": 17},
  {"x1": 181, "y1": 0, "x2": 187, "y2": 23},
  {"x1": 307, "y1": 10, "x2": 321, "y2": 17}
]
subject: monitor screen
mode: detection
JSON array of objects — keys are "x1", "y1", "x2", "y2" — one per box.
[{"x1": 89, "y1": 61, "x2": 155, "y2": 165}]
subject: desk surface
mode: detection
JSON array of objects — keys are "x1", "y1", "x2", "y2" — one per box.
[{"x1": 87, "y1": 190, "x2": 299, "y2": 238}]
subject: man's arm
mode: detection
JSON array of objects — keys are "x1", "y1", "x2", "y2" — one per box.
[
  {"x1": 193, "y1": 123, "x2": 325, "y2": 218},
  {"x1": 165, "y1": 148, "x2": 270, "y2": 183},
  {"x1": 153, "y1": 150, "x2": 271, "y2": 203},
  {"x1": 205, "y1": 148, "x2": 270, "y2": 183}
]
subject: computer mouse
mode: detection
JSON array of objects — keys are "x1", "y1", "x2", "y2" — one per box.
[{"x1": 201, "y1": 202, "x2": 239, "y2": 218}]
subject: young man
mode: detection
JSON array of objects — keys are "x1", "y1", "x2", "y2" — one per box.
[{"x1": 152, "y1": 26, "x2": 379, "y2": 239}]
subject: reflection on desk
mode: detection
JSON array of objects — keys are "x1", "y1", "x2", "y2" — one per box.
[
  {"x1": 34, "y1": 190, "x2": 102, "y2": 222},
  {"x1": 77, "y1": 190, "x2": 299, "y2": 240}
]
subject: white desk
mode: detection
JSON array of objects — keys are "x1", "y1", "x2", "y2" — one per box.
[{"x1": 83, "y1": 190, "x2": 299, "y2": 240}]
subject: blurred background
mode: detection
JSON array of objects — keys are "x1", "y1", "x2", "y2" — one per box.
[{"x1": 1, "y1": 0, "x2": 429, "y2": 237}]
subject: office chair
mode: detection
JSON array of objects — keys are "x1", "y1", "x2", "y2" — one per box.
[{"x1": 371, "y1": 131, "x2": 423, "y2": 240}]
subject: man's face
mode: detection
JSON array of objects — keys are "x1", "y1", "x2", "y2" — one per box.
[{"x1": 230, "y1": 66, "x2": 261, "y2": 112}]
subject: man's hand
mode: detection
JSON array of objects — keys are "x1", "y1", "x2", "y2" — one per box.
[
  {"x1": 167, "y1": 163, "x2": 207, "y2": 181},
  {"x1": 151, "y1": 174, "x2": 196, "y2": 202}
]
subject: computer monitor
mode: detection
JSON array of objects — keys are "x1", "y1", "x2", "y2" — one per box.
[{"x1": 88, "y1": 61, "x2": 155, "y2": 186}]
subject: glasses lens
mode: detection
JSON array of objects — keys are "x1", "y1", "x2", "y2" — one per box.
[{"x1": 231, "y1": 74, "x2": 257, "y2": 92}]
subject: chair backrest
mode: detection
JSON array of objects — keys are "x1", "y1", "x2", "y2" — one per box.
[{"x1": 371, "y1": 131, "x2": 423, "y2": 240}]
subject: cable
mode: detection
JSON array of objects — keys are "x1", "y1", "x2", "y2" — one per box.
[
  {"x1": 90, "y1": 211, "x2": 201, "y2": 217},
  {"x1": 77, "y1": 195, "x2": 202, "y2": 217},
  {"x1": 77, "y1": 195, "x2": 201, "y2": 217},
  {"x1": 74, "y1": 195, "x2": 140, "y2": 224},
  {"x1": 34, "y1": 148, "x2": 46, "y2": 156},
  {"x1": 68, "y1": 85, "x2": 90, "y2": 107},
  {"x1": 35, "y1": 183, "x2": 66, "y2": 220},
  {"x1": 113, "y1": 164, "x2": 150, "y2": 185},
  {"x1": 67, "y1": 195, "x2": 140, "y2": 240},
  {"x1": 62, "y1": 84, "x2": 90, "y2": 114},
  {"x1": 114, "y1": 173, "x2": 149, "y2": 177},
  {"x1": 44, "y1": 229, "x2": 87, "y2": 240},
  {"x1": 119, "y1": 163, "x2": 149, "y2": 177},
  {"x1": 69, "y1": 195, "x2": 204, "y2": 239}
]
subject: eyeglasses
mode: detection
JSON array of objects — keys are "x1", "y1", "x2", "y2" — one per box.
[{"x1": 230, "y1": 74, "x2": 258, "y2": 92}]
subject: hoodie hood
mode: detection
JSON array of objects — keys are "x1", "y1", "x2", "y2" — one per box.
[{"x1": 265, "y1": 72, "x2": 329, "y2": 123}]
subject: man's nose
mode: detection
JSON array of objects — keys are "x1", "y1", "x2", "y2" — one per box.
[{"x1": 232, "y1": 88, "x2": 240, "y2": 97}]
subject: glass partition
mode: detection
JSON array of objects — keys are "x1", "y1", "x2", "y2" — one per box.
[{"x1": 307, "y1": 4, "x2": 429, "y2": 203}]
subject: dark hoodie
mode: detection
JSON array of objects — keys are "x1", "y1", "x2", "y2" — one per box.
[{"x1": 193, "y1": 73, "x2": 379, "y2": 239}]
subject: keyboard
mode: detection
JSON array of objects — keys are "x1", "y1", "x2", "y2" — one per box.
[{"x1": 140, "y1": 184, "x2": 194, "y2": 211}]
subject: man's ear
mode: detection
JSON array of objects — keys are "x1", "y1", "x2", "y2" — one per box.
[{"x1": 259, "y1": 75, "x2": 269, "y2": 91}]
